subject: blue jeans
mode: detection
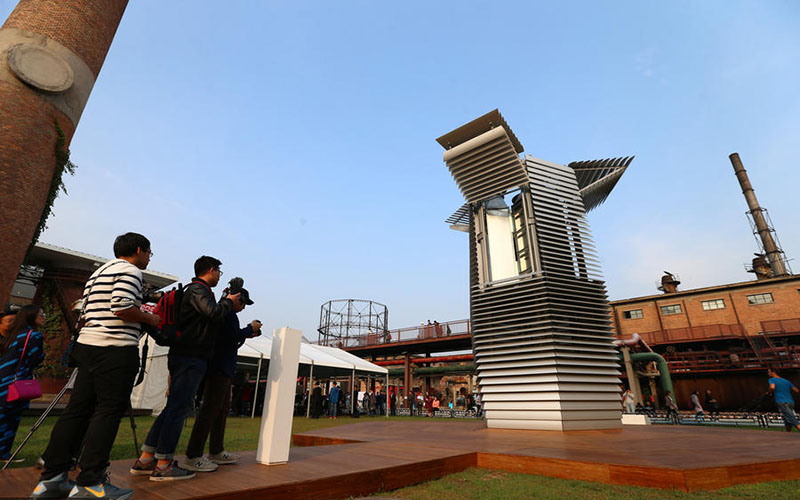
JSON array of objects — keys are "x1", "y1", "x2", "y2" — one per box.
[
  {"x1": 328, "y1": 402, "x2": 338, "y2": 417},
  {"x1": 0, "y1": 400, "x2": 28, "y2": 459},
  {"x1": 777, "y1": 402, "x2": 800, "y2": 428},
  {"x1": 142, "y1": 354, "x2": 207, "y2": 460}
]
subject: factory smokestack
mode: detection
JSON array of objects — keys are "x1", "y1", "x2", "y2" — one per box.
[{"x1": 729, "y1": 153, "x2": 789, "y2": 278}]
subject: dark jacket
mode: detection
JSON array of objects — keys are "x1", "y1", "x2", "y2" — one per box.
[
  {"x1": 210, "y1": 308, "x2": 253, "y2": 378},
  {"x1": 170, "y1": 278, "x2": 233, "y2": 360},
  {"x1": 311, "y1": 386, "x2": 323, "y2": 417},
  {"x1": 328, "y1": 386, "x2": 340, "y2": 404}
]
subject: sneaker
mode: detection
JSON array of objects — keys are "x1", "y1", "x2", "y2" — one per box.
[
  {"x1": 150, "y1": 461, "x2": 196, "y2": 481},
  {"x1": 30, "y1": 471, "x2": 74, "y2": 499},
  {"x1": 129, "y1": 458, "x2": 156, "y2": 475},
  {"x1": 207, "y1": 451, "x2": 239, "y2": 465},
  {"x1": 67, "y1": 474, "x2": 132, "y2": 500},
  {"x1": 181, "y1": 455, "x2": 219, "y2": 472}
]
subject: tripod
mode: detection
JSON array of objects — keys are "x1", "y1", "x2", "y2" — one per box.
[
  {"x1": 2, "y1": 369, "x2": 77, "y2": 470},
  {"x1": 2, "y1": 367, "x2": 143, "y2": 470}
]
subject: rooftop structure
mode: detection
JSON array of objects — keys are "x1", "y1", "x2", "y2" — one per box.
[{"x1": 317, "y1": 299, "x2": 389, "y2": 348}]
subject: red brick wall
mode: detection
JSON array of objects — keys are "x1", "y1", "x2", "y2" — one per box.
[
  {"x1": 0, "y1": 0, "x2": 128, "y2": 306},
  {"x1": 613, "y1": 278, "x2": 800, "y2": 340},
  {"x1": 0, "y1": 83, "x2": 74, "y2": 307},
  {"x1": 3, "y1": 0, "x2": 128, "y2": 77}
]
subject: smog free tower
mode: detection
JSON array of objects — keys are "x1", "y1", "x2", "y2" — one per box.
[{"x1": 438, "y1": 110, "x2": 632, "y2": 430}]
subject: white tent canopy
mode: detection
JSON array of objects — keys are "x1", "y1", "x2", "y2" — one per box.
[
  {"x1": 131, "y1": 334, "x2": 387, "y2": 414},
  {"x1": 312, "y1": 344, "x2": 389, "y2": 374},
  {"x1": 237, "y1": 337, "x2": 387, "y2": 375}
]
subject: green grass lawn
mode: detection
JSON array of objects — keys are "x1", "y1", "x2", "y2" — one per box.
[{"x1": 375, "y1": 468, "x2": 800, "y2": 500}]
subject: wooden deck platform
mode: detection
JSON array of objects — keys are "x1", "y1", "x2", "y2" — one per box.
[{"x1": 4, "y1": 420, "x2": 800, "y2": 498}]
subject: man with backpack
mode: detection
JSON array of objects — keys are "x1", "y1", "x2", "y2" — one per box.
[
  {"x1": 183, "y1": 278, "x2": 261, "y2": 470},
  {"x1": 32, "y1": 233, "x2": 160, "y2": 500},
  {"x1": 131, "y1": 256, "x2": 239, "y2": 481}
]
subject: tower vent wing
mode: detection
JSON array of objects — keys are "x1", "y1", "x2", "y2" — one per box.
[
  {"x1": 441, "y1": 126, "x2": 527, "y2": 204},
  {"x1": 445, "y1": 204, "x2": 471, "y2": 225},
  {"x1": 436, "y1": 109, "x2": 524, "y2": 153},
  {"x1": 569, "y1": 156, "x2": 633, "y2": 212}
]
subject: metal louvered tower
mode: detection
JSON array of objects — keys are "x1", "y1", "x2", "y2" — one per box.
[{"x1": 438, "y1": 110, "x2": 632, "y2": 431}]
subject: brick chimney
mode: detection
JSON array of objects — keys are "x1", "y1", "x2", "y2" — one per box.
[{"x1": 0, "y1": 0, "x2": 128, "y2": 304}]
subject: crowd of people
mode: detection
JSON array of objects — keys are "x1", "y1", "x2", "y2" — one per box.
[
  {"x1": 295, "y1": 384, "x2": 481, "y2": 419},
  {"x1": 622, "y1": 370, "x2": 800, "y2": 431},
  {"x1": 0, "y1": 232, "x2": 262, "y2": 500}
]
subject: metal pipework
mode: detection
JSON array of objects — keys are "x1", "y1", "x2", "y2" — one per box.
[
  {"x1": 729, "y1": 153, "x2": 788, "y2": 277},
  {"x1": 624, "y1": 352, "x2": 674, "y2": 398}
]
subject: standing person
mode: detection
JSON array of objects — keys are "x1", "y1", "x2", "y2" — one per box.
[
  {"x1": 376, "y1": 389, "x2": 386, "y2": 416},
  {"x1": 369, "y1": 389, "x2": 377, "y2": 416},
  {"x1": 432, "y1": 396, "x2": 440, "y2": 416},
  {"x1": 690, "y1": 390, "x2": 705, "y2": 422},
  {"x1": 390, "y1": 389, "x2": 396, "y2": 416},
  {"x1": 664, "y1": 390, "x2": 679, "y2": 424},
  {"x1": 622, "y1": 389, "x2": 635, "y2": 414},
  {"x1": 0, "y1": 305, "x2": 17, "y2": 337},
  {"x1": 1, "y1": 305, "x2": 45, "y2": 461},
  {"x1": 362, "y1": 390, "x2": 370, "y2": 416},
  {"x1": 767, "y1": 368, "x2": 800, "y2": 432},
  {"x1": 705, "y1": 389, "x2": 720, "y2": 421},
  {"x1": 32, "y1": 232, "x2": 160, "y2": 500},
  {"x1": 356, "y1": 388, "x2": 364, "y2": 416},
  {"x1": 328, "y1": 381, "x2": 340, "y2": 419},
  {"x1": 183, "y1": 280, "x2": 261, "y2": 471},
  {"x1": 310, "y1": 382, "x2": 323, "y2": 418},
  {"x1": 240, "y1": 378, "x2": 253, "y2": 416},
  {"x1": 132, "y1": 256, "x2": 239, "y2": 481}
]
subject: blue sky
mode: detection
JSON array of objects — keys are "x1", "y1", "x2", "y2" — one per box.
[{"x1": 3, "y1": 1, "x2": 799, "y2": 340}]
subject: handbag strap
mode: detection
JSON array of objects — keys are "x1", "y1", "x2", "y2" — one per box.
[{"x1": 12, "y1": 329, "x2": 34, "y2": 382}]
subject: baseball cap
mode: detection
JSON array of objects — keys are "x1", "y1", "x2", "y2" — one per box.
[
  {"x1": 1, "y1": 304, "x2": 20, "y2": 319},
  {"x1": 239, "y1": 288, "x2": 254, "y2": 305}
]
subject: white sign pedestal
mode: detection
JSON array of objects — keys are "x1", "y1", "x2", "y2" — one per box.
[{"x1": 256, "y1": 327, "x2": 302, "y2": 465}]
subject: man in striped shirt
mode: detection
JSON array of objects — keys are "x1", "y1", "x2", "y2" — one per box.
[{"x1": 32, "y1": 233, "x2": 160, "y2": 500}]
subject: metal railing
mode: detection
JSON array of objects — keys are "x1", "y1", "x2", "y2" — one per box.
[
  {"x1": 762, "y1": 318, "x2": 800, "y2": 335},
  {"x1": 635, "y1": 323, "x2": 746, "y2": 345},
  {"x1": 647, "y1": 411, "x2": 788, "y2": 428},
  {"x1": 393, "y1": 407, "x2": 480, "y2": 418},
  {"x1": 664, "y1": 347, "x2": 800, "y2": 373},
  {"x1": 321, "y1": 319, "x2": 472, "y2": 348}
]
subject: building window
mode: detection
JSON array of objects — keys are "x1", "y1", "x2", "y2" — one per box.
[
  {"x1": 701, "y1": 299, "x2": 725, "y2": 311},
  {"x1": 623, "y1": 309, "x2": 643, "y2": 319},
  {"x1": 747, "y1": 293, "x2": 774, "y2": 305},
  {"x1": 660, "y1": 304, "x2": 682, "y2": 315}
]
